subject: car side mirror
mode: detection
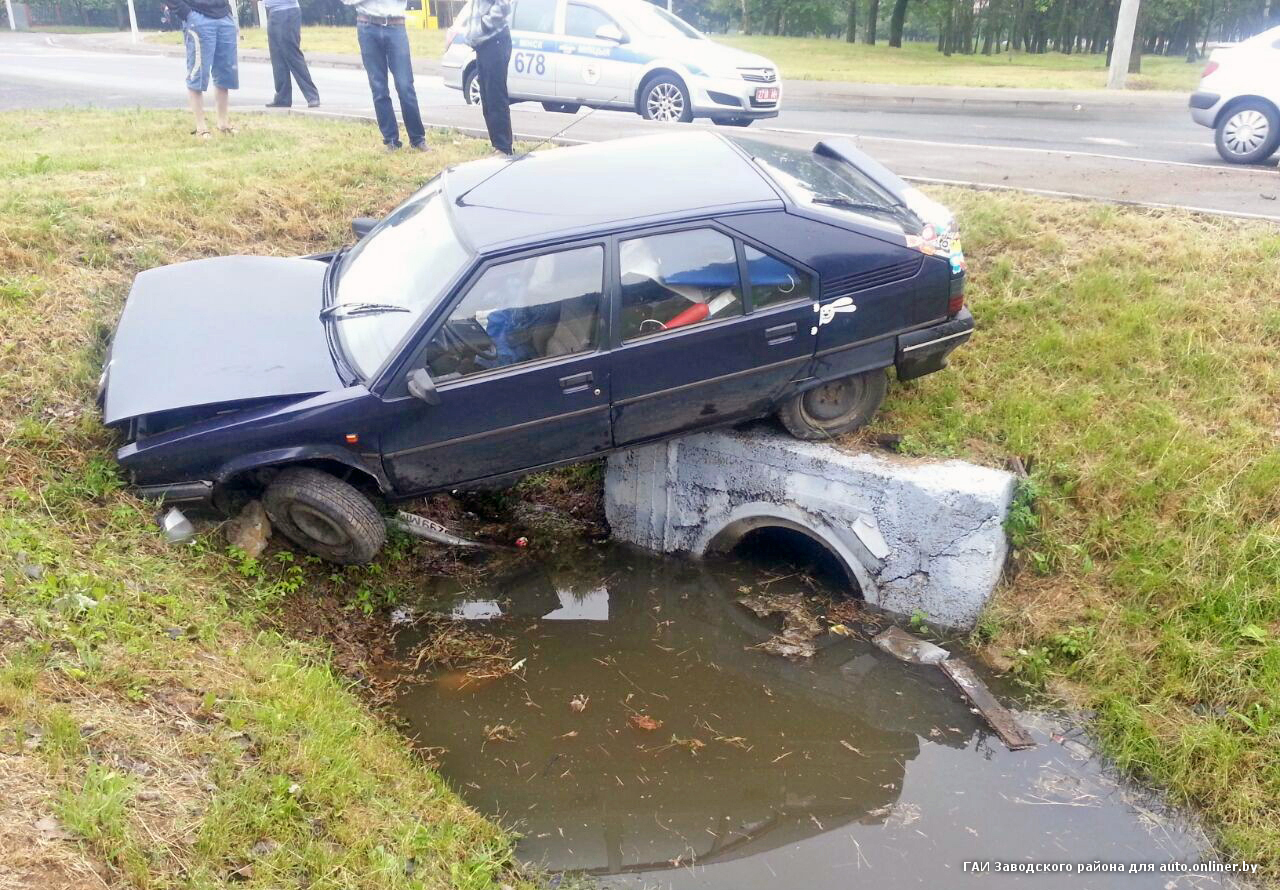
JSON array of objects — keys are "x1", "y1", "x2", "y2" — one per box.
[
  {"x1": 351, "y1": 217, "x2": 378, "y2": 239},
  {"x1": 406, "y1": 368, "x2": 442, "y2": 405},
  {"x1": 595, "y1": 23, "x2": 626, "y2": 43}
]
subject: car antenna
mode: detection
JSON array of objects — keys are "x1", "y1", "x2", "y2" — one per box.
[{"x1": 454, "y1": 97, "x2": 616, "y2": 208}]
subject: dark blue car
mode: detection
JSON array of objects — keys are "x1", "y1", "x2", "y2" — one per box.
[{"x1": 99, "y1": 132, "x2": 973, "y2": 563}]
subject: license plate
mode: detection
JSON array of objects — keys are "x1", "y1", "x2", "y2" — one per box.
[{"x1": 754, "y1": 87, "x2": 779, "y2": 102}]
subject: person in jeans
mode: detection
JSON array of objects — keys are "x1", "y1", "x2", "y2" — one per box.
[
  {"x1": 341, "y1": 0, "x2": 427, "y2": 151},
  {"x1": 166, "y1": 0, "x2": 238, "y2": 137},
  {"x1": 465, "y1": 0, "x2": 513, "y2": 155},
  {"x1": 264, "y1": 0, "x2": 320, "y2": 108}
]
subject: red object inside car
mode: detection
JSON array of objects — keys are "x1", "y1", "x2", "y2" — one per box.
[{"x1": 665, "y1": 302, "x2": 710, "y2": 329}]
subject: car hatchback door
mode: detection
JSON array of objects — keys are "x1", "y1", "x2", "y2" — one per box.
[
  {"x1": 609, "y1": 225, "x2": 818, "y2": 446},
  {"x1": 380, "y1": 243, "x2": 611, "y2": 493}
]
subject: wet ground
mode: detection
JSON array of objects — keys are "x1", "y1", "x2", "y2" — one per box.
[{"x1": 392, "y1": 544, "x2": 1244, "y2": 889}]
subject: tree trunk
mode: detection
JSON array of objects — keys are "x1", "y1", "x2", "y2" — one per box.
[
  {"x1": 740, "y1": 0, "x2": 750, "y2": 34},
  {"x1": 864, "y1": 0, "x2": 880, "y2": 43},
  {"x1": 846, "y1": 0, "x2": 859, "y2": 42},
  {"x1": 888, "y1": 0, "x2": 909, "y2": 45}
]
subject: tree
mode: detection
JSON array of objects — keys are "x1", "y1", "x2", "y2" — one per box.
[
  {"x1": 863, "y1": 0, "x2": 879, "y2": 40},
  {"x1": 846, "y1": 0, "x2": 859, "y2": 39},
  {"x1": 888, "y1": 0, "x2": 910, "y2": 44}
]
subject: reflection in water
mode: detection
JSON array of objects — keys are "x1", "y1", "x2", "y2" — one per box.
[{"x1": 395, "y1": 546, "x2": 1234, "y2": 890}]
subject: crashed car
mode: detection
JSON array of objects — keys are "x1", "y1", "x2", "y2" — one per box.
[{"x1": 99, "y1": 132, "x2": 973, "y2": 564}]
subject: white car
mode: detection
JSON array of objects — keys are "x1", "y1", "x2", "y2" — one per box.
[
  {"x1": 1189, "y1": 25, "x2": 1280, "y2": 164},
  {"x1": 442, "y1": 0, "x2": 782, "y2": 125}
]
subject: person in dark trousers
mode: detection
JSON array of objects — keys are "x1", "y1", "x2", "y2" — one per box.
[
  {"x1": 164, "y1": 0, "x2": 239, "y2": 137},
  {"x1": 264, "y1": 0, "x2": 319, "y2": 108},
  {"x1": 465, "y1": 0, "x2": 513, "y2": 155},
  {"x1": 340, "y1": 0, "x2": 428, "y2": 151}
]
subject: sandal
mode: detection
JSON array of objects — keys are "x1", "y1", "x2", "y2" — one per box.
[{"x1": 191, "y1": 128, "x2": 212, "y2": 139}]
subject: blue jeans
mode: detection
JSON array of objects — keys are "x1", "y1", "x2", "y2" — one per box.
[
  {"x1": 183, "y1": 10, "x2": 238, "y2": 91},
  {"x1": 356, "y1": 22, "x2": 425, "y2": 147}
]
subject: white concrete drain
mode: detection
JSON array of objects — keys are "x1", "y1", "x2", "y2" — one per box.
[{"x1": 604, "y1": 428, "x2": 1016, "y2": 629}]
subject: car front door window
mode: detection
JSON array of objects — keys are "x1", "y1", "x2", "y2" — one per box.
[
  {"x1": 565, "y1": 3, "x2": 613, "y2": 37},
  {"x1": 618, "y1": 229, "x2": 743, "y2": 341},
  {"x1": 422, "y1": 245, "x2": 604, "y2": 381}
]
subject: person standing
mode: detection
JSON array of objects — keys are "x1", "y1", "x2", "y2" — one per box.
[
  {"x1": 466, "y1": 0, "x2": 513, "y2": 155},
  {"x1": 265, "y1": 0, "x2": 320, "y2": 109},
  {"x1": 165, "y1": 0, "x2": 239, "y2": 137},
  {"x1": 341, "y1": 0, "x2": 428, "y2": 151}
]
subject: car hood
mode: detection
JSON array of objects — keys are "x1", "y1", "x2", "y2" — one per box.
[
  {"x1": 651, "y1": 37, "x2": 776, "y2": 75},
  {"x1": 103, "y1": 256, "x2": 342, "y2": 426}
]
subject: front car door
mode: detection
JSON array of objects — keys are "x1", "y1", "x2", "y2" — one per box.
[
  {"x1": 380, "y1": 242, "x2": 611, "y2": 493},
  {"x1": 556, "y1": 2, "x2": 633, "y2": 106},
  {"x1": 609, "y1": 224, "x2": 818, "y2": 446},
  {"x1": 508, "y1": 0, "x2": 561, "y2": 99}
]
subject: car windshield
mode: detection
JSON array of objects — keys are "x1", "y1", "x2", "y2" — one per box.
[
  {"x1": 731, "y1": 136, "x2": 918, "y2": 231},
  {"x1": 622, "y1": 2, "x2": 702, "y2": 39},
  {"x1": 334, "y1": 185, "x2": 472, "y2": 378}
]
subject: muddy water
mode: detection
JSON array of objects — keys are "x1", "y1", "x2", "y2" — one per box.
[{"x1": 393, "y1": 545, "x2": 1239, "y2": 889}]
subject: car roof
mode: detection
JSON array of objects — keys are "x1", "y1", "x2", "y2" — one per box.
[{"x1": 443, "y1": 132, "x2": 784, "y2": 254}]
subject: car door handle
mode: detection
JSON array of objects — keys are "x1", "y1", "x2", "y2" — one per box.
[
  {"x1": 765, "y1": 322, "x2": 797, "y2": 346},
  {"x1": 559, "y1": 371, "x2": 594, "y2": 394}
]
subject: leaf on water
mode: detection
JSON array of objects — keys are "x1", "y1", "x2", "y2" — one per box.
[
  {"x1": 829, "y1": 623, "x2": 852, "y2": 636},
  {"x1": 628, "y1": 715, "x2": 663, "y2": 731},
  {"x1": 557, "y1": 730, "x2": 578, "y2": 739},
  {"x1": 569, "y1": 694, "x2": 589, "y2": 713},
  {"x1": 840, "y1": 740, "x2": 865, "y2": 756}
]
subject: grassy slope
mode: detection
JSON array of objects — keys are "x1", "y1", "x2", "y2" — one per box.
[
  {"x1": 143, "y1": 28, "x2": 1199, "y2": 90},
  {"x1": 0, "y1": 111, "x2": 529, "y2": 889},
  {"x1": 873, "y1": 191, "x2": 1280, "y2": 870}
]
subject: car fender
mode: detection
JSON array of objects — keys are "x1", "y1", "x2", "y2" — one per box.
[
  {"x1": 635, "y1": 59, "x2": 696, "y2": 100},
  {"x1": 216, "y1": 445, "x2": 390, "y2": 492}
]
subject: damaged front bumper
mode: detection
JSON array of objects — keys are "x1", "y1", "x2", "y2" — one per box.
[{"x1": 895, "y1": 308, "x2": 974, "y2": 381}]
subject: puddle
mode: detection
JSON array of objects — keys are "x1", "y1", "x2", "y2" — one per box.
[{"x1": 393, "y1": 545, "x2": 1243, "y2": 889}]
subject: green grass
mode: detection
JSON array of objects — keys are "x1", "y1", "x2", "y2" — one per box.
[
  {"x1": 865, "y1": 191, "x2": 1280, "y2": 871},
  {"x1": 142, "y1": 27, "x2": 1199, "y2": 90},
  {"x1": 0, "y1": 110, "x2": 533, "y2": 889}
]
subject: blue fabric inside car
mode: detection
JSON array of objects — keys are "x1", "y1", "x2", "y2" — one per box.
[
  {"x1": 482, "y1": 302, "x2": 563, "y2": 367},
  {"x1": 660, "y1": 256, "x2": 794, "y2": 291}
]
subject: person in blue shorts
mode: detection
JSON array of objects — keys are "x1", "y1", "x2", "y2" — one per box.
[{"x1": 165, "y1": 0, "x2": 239, "y2": 137}]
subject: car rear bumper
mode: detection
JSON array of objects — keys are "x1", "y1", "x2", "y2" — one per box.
[
  {"x1": 1189, "y1": 91, "x2": 1222, "y2": 127},
  {"x1": 894, "y1": 308, "x2": 974, "y2": 381}
]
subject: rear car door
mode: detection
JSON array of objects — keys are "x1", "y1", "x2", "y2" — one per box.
[
  {"x1": 381, "y1": 243, "x2": 611, "y2": 493},
  {"x1": 609, "y1": 224, "x2": 817, "y2": 446},
  {"x1": 509, "y1": 0, "x2": 560, "y2": 99},
  {"x1": 556, "y1": 2, "x2": 633, "y2": 105}
]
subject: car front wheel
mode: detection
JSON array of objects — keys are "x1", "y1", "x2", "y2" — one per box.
[
  {"x1": 1214, "y1": 100, "x2": 1280, "y2": 164},
  {"x1": 640, "y1": 75, "x2": 693, "y2": 123},
  {"x1": 777, "y1": 370, "x2": 888, "y2": 441},
  {"x1": 263, "y1": 467, "x2": 385, "y2": 564}
]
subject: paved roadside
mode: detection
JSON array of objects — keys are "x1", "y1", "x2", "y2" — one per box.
[{"x1": 47, "y1": 30, "x2": 1189, "y2": 117}]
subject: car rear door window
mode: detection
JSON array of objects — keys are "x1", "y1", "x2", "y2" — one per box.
[
  {"x1": 512, "y1": 0, "x2": 557, "y2": 32},
  {"x1": 618, "y1": 229, "x2": 743, "y2": 341},
  {"x1": 743, "y1": 244, "x2": 813, "y2": 311},
  {"x1": 424, "y1": 245, "x2": 603, "y2": 380},
  {"x1": 565, "y1": 3, "x2": 614, "y2": 37}
]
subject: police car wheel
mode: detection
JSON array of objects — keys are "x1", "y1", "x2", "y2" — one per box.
[
  {"x1": 641, "y1": 75, "x2": 693, "y2": 123},
  {"x1": 713, "y1": 117, "x2": 754, "y2": 127},
  {"x1": 464, "y1": 68, "x2": 482, "y2": 107},
  {"x1": 777, "y1": 370, "x2": 887, "y2": 441}
]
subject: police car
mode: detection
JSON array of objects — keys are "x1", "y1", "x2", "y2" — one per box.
[{"x1": 442, "y1": 0, "x2": 782, "y2": 125}]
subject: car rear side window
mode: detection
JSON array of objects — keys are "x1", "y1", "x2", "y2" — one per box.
[
  {"x1": 618, "y1": 229, "x2": 743, "y2": 342},
  {"x1": 513, "y1": 0, "x2": 556, "y2": 33},
  {"x1": 565, "y1": 3, "x2": 614, "y2": 38},
  {"x1": 743, "y1": 245, "x2": 812, "y2": 311},
  {"x1": 423, "y1": 245, "x2": 603, "y2": 380}
]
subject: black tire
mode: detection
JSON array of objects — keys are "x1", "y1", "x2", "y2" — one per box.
[
  {"x1": 1214, "y1": 99, "x2": 1280, "y2": 164},
  {"x1": 777, "y1": 370, "x2": 888, "y2": 441},
  {"x1": 463, "y1": 65, "x2": 482, "y2": 107},
  {"x1": 263, "y1": 467, "x2": 385, "y2": 564},
  {"x1": 541, "y1": 101, "x2": 581, "y2": 113},
  {"x1": 713, "y1": 117, "x2": 754, "y2": 127},
  {"x1": 639, "y1": 74, "x2": 693, "y2": 123}
]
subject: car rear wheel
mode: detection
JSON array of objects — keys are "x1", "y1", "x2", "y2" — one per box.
[
  {"x1": 777, "y1": 370, "x2": 888, "y2": 441},
  {"x1": 640, "y1": 75, "x2": 693, "y2": 123},
  {"x1": 1214, "y1": 100, "x2": 1280, "y2": 164},
  {"x1": 263, "y1": 467, "x2": 385, "y2": 564},
  {"x1": 464, "y1": 67, "x2": 482, "y2": 107},
  {"x1": 542, "y1": 101, "x2": 581, "y2": 113}
]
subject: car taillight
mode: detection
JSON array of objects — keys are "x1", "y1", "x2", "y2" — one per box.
[
  {"x1": 1201, "y1": 60, "x2": 1219, "y2": 77},
  {"x1": 948, "y1": 290, "x2": 965, "y2": 316}
]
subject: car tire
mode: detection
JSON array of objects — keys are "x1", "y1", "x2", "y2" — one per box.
[
  {"x1": 263, "y1": 467, "x2": 385, "y2": 564},
  {"x1": 777, "y1": 370, "x2": 888, "y2": 441},
  {"x1": 463, "y1": 66, "x2": 482, "y2": 107},
  {"x1": 639, "y1": 74, "x2": 693, "y2": 123},
  {"x1": 541, "y1": 101, "x2": 581, "y2": 113},
  {"x1": 1214, "y1": 99, "x2": 1280, "y2": 164},
  {"x1": 713, "y1": 117, "x2": 754, "y2": 127}
]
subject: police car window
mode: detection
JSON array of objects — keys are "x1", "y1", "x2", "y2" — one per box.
[
  {"x1": 513, "y1": 0, "x2": 556, "y2": 33},
  {"x1": 423, "y1": 246, "x2": 603, "y2": 380},
  {"x1": 744, "y1": 245, "x2": 812, "y2": 311},
  {"x1": 566, "y1": 4, "x2": 614, "y2": 37},
  {"x1": 619, "y1": 229, "x2": 743, "y2": 342}
]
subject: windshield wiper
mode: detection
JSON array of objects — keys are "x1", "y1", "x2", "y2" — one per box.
[
  {"x1": 811, "y1": 196, "x2": 904, "y2": 217},
  {"x1": 319, "y1": 302, "x2": 411, "y2": 321}
]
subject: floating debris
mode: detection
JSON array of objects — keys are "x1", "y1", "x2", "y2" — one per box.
[
  {"x1": 738, "y1": 592, "x2": 824, "y2": 659},
  {"x1": 628, "y1": 714, "x2": 663, "y2": 731},
  {"x1": 940, "y1": 659, "x2": 1036, "y2": 751},
  {"x1": 872, "y1": 626, "x2": 950, "y2": 665}
]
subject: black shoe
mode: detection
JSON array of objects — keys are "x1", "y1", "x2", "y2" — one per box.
[
  {"x1": 265, "y1": 101, "x2": 291, "y2": 108},
  {"x1": 307, "y1": 99, "x2": 320, "y2": 108},
  {"x1": 385, "y1": 142, "x2": 402, "y2": 152},
  {"x1": 410, "y1": 141, "x2": 429, "y2": 152}
]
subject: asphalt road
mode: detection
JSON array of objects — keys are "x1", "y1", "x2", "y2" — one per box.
[{"x1": 3, "y1": 30, "x2": 1278, "y2": 220}]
